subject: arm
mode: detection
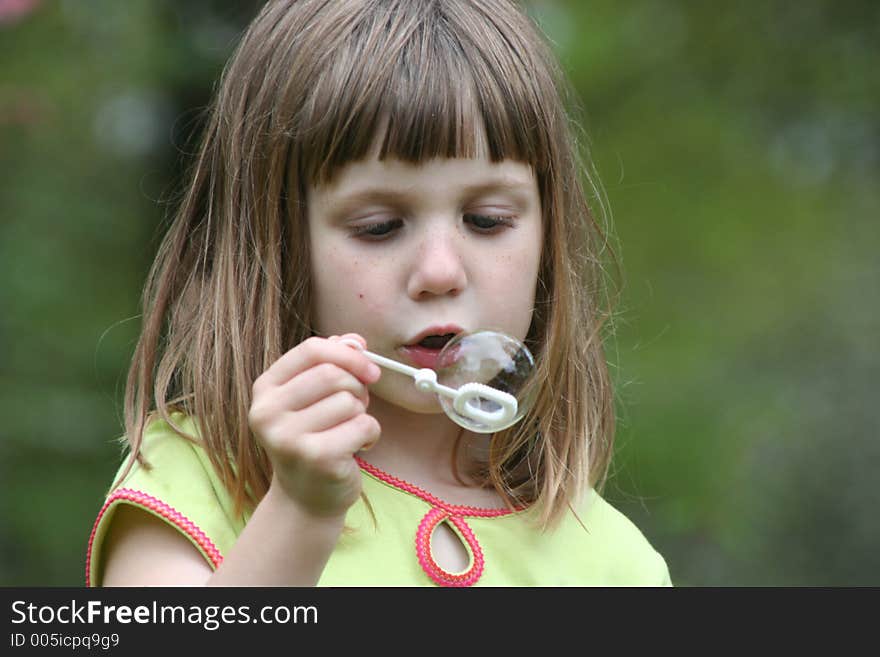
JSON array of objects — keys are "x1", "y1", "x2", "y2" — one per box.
[
  {"x1": 101, "y1": 334, "x2": 381, "y2": 587},
  {"x1": 101, "y1": 486, "x2": 343, "y2": 586},
  {"x1": 101, "y1": 505, "x2": 213, "y2": 586}
]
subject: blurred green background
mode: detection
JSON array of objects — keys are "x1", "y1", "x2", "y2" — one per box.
[{"x1": 1, "y1": 0, "x2": 877, "y2": 586}]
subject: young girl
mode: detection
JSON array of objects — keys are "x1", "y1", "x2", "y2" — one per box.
[{"x1": 87, "y1": 0, "x2": 671, "y2": 587}]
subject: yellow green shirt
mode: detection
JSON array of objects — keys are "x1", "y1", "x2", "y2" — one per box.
[{"x1": 87, "y1": 416, "x2": 671, "y2": 587}]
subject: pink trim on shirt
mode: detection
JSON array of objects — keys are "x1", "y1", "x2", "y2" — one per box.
[
  {"x1": 85, "y1": 488, "x2": 223, "y2": 586},
  {"x1": 355, "y1": 456, "x2": 516, "y2": 517},
  {"x1": 356, "y1": 456, "x2": 522, "y2": 587}
]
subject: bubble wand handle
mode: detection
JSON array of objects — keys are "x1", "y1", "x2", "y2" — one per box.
[
  {"x1": 340, "y1": 338, "x2": 518, "y2": 429},
  {"x1": 340, "y1": 339, "x2": 458, "y2": 397}
]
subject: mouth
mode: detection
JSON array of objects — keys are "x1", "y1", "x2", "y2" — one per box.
[
  {"x1": 413, "y1": 333, "x2": 457, "y2": 349},
  {"x1": 400, "y1": 325, "x2": 464, "y2": 369}
]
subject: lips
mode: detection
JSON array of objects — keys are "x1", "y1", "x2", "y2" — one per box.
[{"x1": 400, "y1": 324, "x2": 464, "y2": 369}]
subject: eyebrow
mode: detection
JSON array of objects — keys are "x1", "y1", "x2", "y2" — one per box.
[{"x1": 329, "y1": 178, "x2": 535, "y2": 210}]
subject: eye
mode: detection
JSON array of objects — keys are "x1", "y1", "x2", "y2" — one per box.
[
  {"x1": 464, "y1": 213, "x2": 515, "y2": 233},
  {"x1": 351, "y1": 218, "x2": 404, "y2": 240}
]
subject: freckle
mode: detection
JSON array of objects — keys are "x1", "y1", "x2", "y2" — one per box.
[{"x1": 358, "y1": 293, "x2": 364, "y2": 299}]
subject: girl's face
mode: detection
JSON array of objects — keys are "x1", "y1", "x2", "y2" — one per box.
[{"x1": 307, "y1": 153, "x2": 543, "y2": 415}]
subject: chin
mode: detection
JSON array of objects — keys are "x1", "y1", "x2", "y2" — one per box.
[{"x1": 369, "y1": 381, "x2": 444, "y2": 415}]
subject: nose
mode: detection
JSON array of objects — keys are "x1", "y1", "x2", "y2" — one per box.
[{"x1": 406, "y1": 227, "x2": 468, "y2": 300}]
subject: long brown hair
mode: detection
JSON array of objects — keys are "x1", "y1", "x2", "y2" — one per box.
[{"x1": 122, "y1": 0, "x2": 620, "y2": 528}]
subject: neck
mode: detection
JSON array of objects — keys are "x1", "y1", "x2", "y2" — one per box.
[{"x1": 359, "y1": 394, "x2": 490, "y2": 488}]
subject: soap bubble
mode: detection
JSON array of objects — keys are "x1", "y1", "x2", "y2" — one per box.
[{"x1": 435, "y1": 329, "x2": 536, "y2": 433}]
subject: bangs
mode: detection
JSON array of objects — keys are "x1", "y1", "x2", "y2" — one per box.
[{"x1": 295, "y1": 0, "x2": 552, "y2": 185}]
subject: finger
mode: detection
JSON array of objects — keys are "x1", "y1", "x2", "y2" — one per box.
[
  {"x1": 316, "y1": 411, "x2": 382, "y2": 455},
  {"x1": 294, "y1": 390, "x2": 366, "y2": 434},
  {"x1": 278, "y1": 364, "x2": 370, "y2": 412},
  {"x1": 257, "y1": 336, "x2": 380, "y2": 390},
  {"x1": 329, "y1": 333, "x2": 367, "y2": 350}
]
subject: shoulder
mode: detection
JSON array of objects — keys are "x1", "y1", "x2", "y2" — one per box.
[
  {"x1": 568, "y1": 490, "x2": 672, "y2": 586},
  {"x1": 111, "y1": 415, "x2": 234, "y2": 519},
  {"x1": 86, "y1": 414, "x2": 241, "y2": 586}
]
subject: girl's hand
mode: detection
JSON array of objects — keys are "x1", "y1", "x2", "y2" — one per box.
[{"x1": 248, "y1": 333, "x2": 382, "y2": 520}]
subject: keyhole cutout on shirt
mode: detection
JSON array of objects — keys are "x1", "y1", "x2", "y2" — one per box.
[{"x1": 430, "y1": 520, "x2": 471, "y2": 573}]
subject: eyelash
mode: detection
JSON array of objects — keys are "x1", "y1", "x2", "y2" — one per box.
[{"x1": 351, "y1": 214, "x2": 515, "y2": 240}]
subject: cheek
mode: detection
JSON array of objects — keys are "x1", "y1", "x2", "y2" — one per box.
[
  {"x1": 349, "y1": 258, "x2": 395, "y2": 317},
  {"x1": 312, "y1": 248, "x2": 395, "y2": 333},
  {"x1": 312, "y1": 246, "x2": 353, "y2": 332},
  {"x1": 498, "y1": 240, "x2": 541, "y2": 296},
  {"x1": 487, "y1": 241, "x2": 542, "y2": 335}
]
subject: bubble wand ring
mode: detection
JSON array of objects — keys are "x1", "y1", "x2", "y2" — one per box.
[{"x1": 341, "y1": 338, "x2": 519, "y2": 432}]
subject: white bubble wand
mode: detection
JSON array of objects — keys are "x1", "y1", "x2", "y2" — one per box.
[{"x1": 341, "y1": 335, "x2": 522, "y2": 433}]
